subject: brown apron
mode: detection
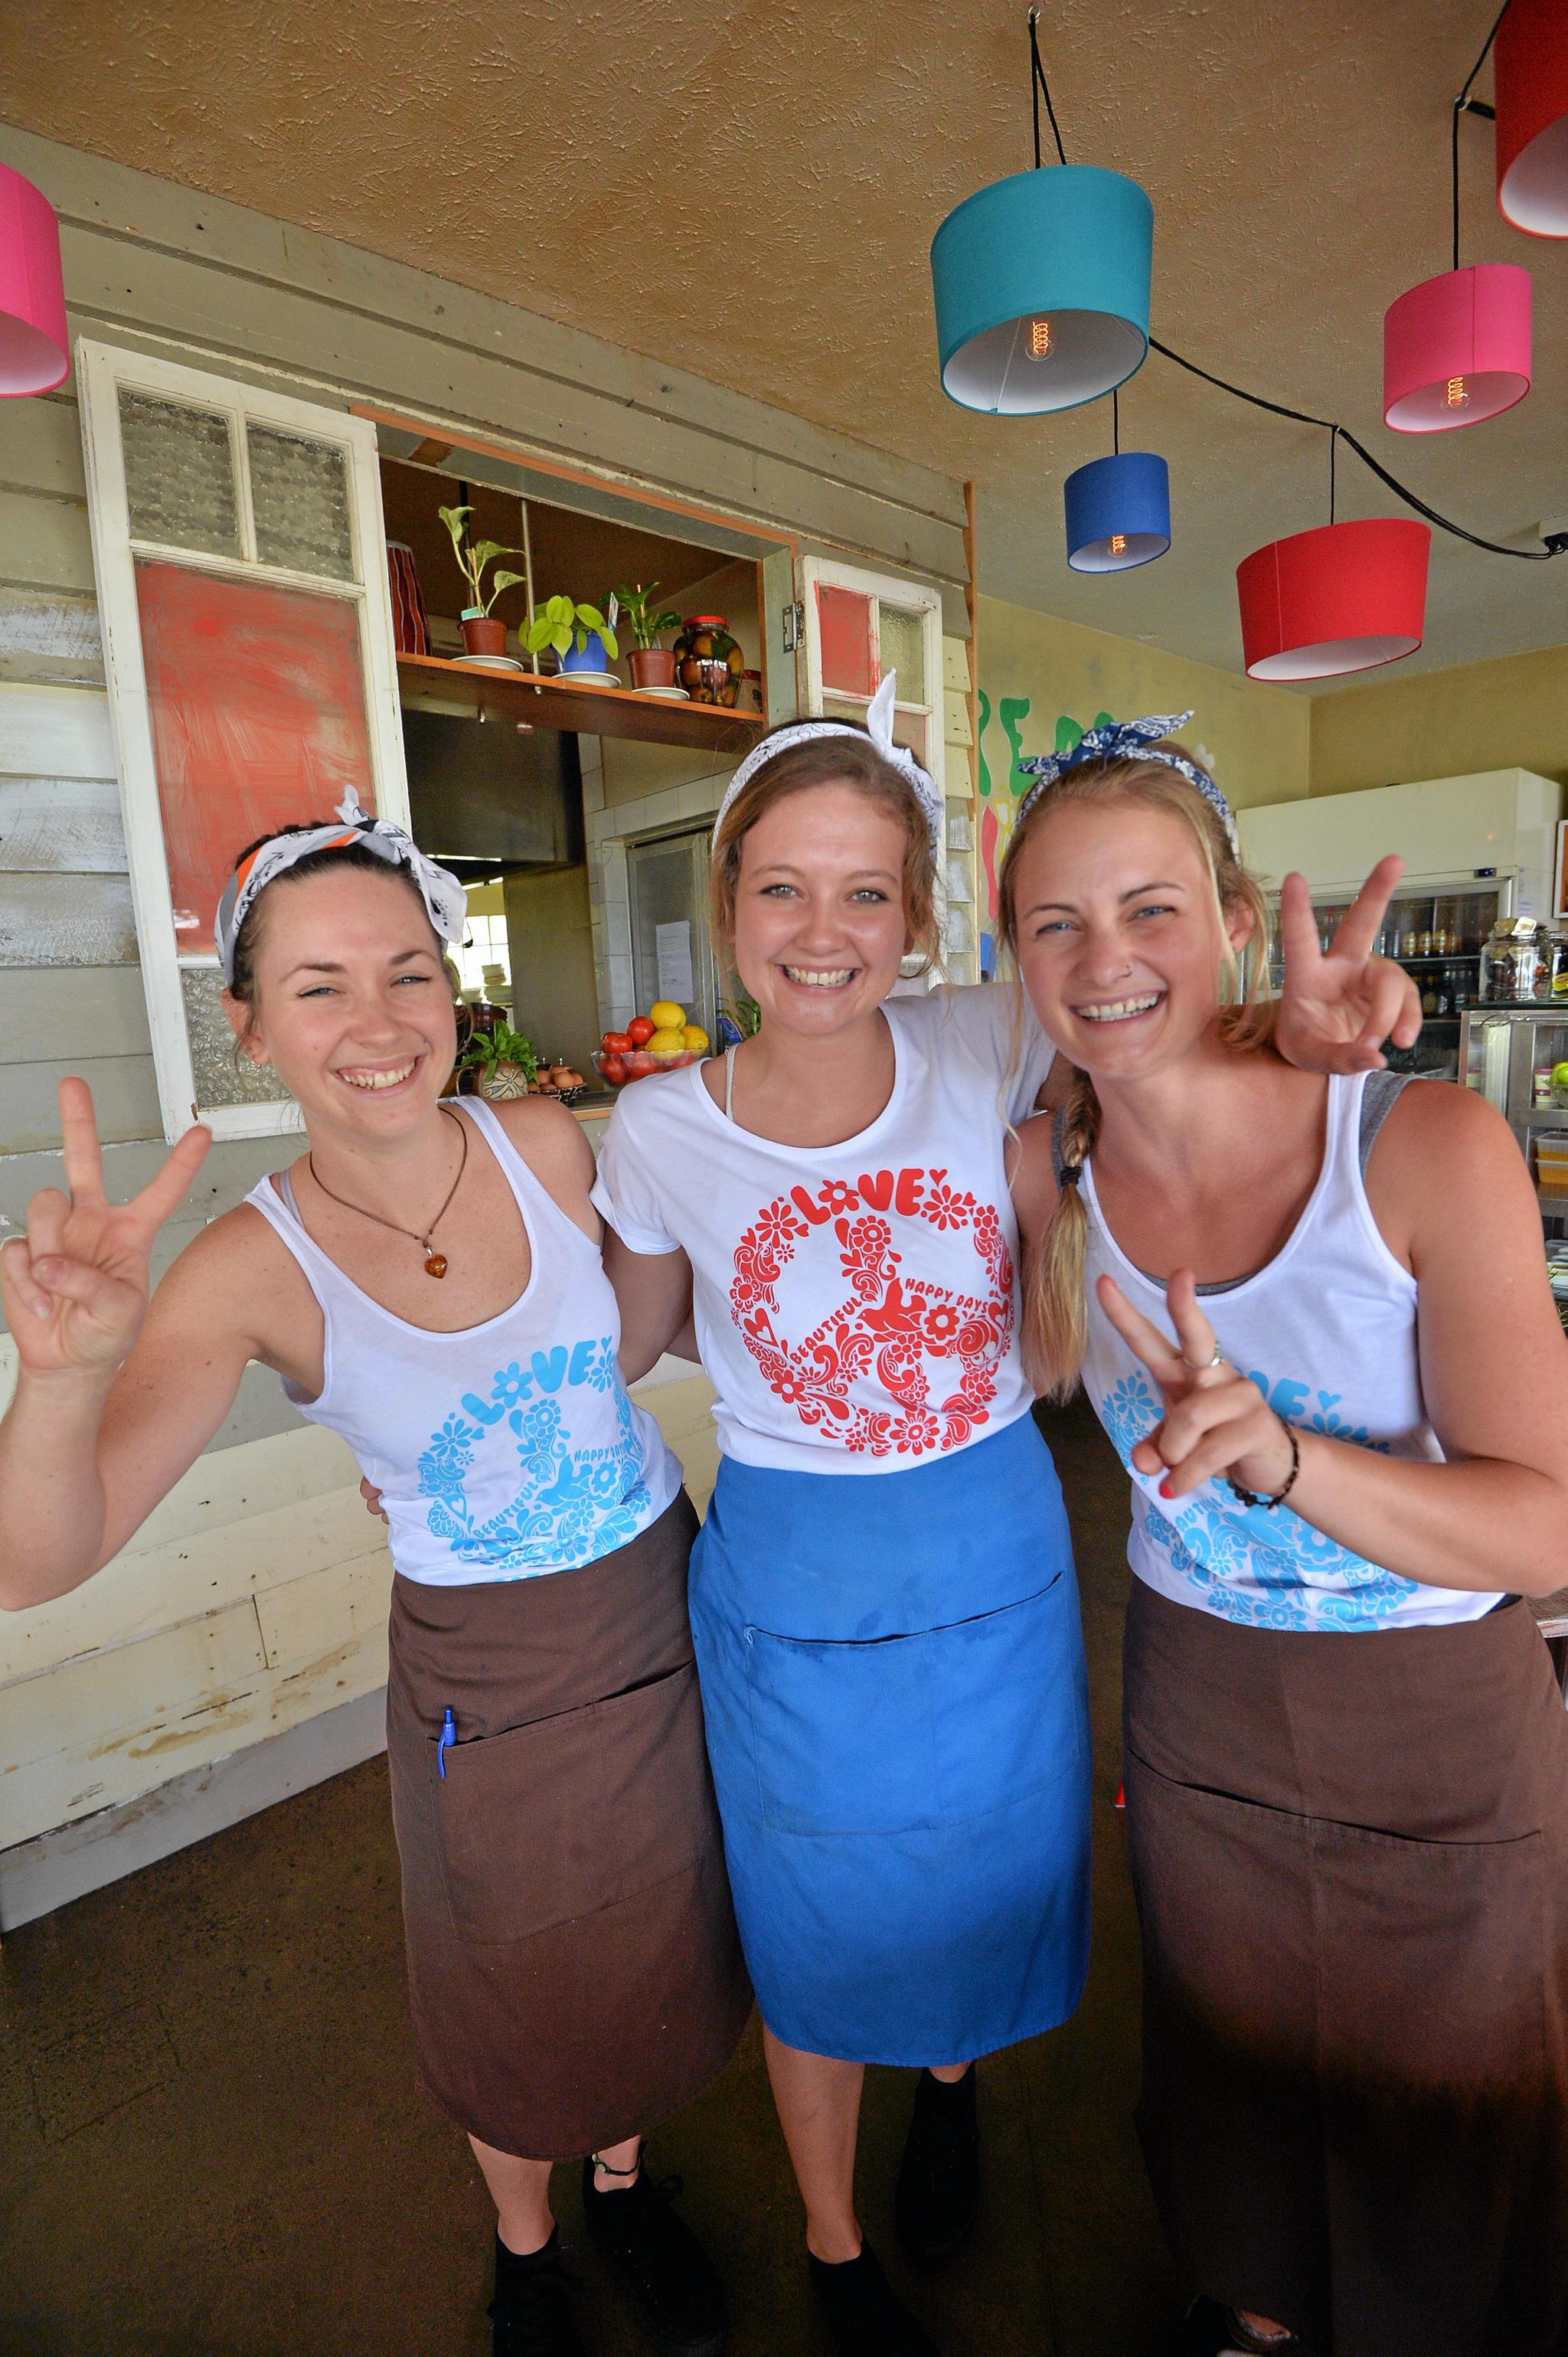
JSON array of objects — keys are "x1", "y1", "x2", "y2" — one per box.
[
  {"x1": 385, "y1": 1490, "x2": 751, "y2": 2161},
  {"x1": 1123, "y1": 1577, "x2": 1568, "y2": 2357}
]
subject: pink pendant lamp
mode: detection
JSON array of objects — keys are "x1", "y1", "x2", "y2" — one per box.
[
  {"x1": 1383, "y1": 262, "x2": 1531, "y2": 430},
  {"x1": 1236, "y1": 519, "x2": 1431, "y2": 682},
  {"x1": 0, "y1": 163, "x2": 68, "y2": 395},
  {"x1": 1497, "y1": 0, "x2": 1568, "y2": 236}
]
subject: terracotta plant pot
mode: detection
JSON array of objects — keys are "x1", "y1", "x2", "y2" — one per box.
[
  {"x1": 628, "y1": 646, "x2": 678, "y2": 691},
  {"x1": 460, "y1": 614, "x2": 508, "y2": 658}
]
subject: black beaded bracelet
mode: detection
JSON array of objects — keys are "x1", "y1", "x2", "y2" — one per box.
[{"x1": 1227, "y1": 1424, "x2": 1301, "y2": 1512}]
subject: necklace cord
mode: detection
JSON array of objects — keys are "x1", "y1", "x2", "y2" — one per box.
[{"x1": 307, "y1": 1102, "x2": 469, "y2": 1259}]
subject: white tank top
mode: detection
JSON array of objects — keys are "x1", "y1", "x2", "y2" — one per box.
[
  {"x1": 1075, "y1": 1070, "x2": 1493, "y2": 1633},
  {"x1": 246, "y1": 1098, "x2": 681, "y2": 1587},
  {"x1": 590, "y1": 985, "x2": 1056, "y2": 1476}
]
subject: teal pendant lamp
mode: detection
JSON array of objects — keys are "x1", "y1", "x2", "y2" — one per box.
[{"x1": 930, "y1": 11, "x2": 1152, "y2": 415}]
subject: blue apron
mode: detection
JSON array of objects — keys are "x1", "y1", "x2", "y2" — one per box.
[{"x1": 689, "y1": 1413, "x2": 1091, "y2": 2066}]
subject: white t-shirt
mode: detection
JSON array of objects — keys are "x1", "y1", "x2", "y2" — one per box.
[{"x1": 591, "y1": 985, "x2": 1055, "y2": 1476}]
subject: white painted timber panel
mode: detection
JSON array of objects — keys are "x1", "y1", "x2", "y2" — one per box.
[
  {"x1": 0, "y1": 485, "x2": 96, "y2": 596},
  {"x1": 0, "y1": 874, "x2": 138, "y2": 967},
  {"x1": 0, "y1": 776, "x2": 127, "y2": 871},
  {"x1": 254, "y1": 1549, "x2": 395, "y2": 1675},
  {"x1": 2, "y1": 1051, "x2": 155, "y2": 1150},
  {"x1": 942, "y1": 639, "x2": 972, "y2": 694},
  {"x1": 0, "y1": 392, "x2": 87, "y2": 501},
  {"x1": 0, "y1": 681, "x2": 115, "y2": 780},
  {"x1": 0, "y1": 587, "x2": 105, "y2": 690},
  {"x1": 0, "y1": 966, "x2": 150, "y2": 1064},
  {"x1": 944, "y1": 689, "x2": 974, "y2": 749}
]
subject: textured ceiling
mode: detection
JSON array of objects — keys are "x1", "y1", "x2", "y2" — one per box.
[{"x1": 4, "y1": 0, "x2": 1566, "y2": 683}]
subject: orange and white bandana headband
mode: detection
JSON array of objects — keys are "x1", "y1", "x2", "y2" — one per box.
[{"x1": 214, "y1": 794, "x2": 468, "y2": 984}]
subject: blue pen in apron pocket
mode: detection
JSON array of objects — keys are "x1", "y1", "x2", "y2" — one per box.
[{"x1": 437, "y1": 1706, "x2": 456, "y2": 1778}]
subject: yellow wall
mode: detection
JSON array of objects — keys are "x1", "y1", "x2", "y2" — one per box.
[
  {"x1": 977, "y1": 594, "x2": 1310, "y2": 809},
  {"x1": 1308, "y1": 643, "x2": 1568, "y2": 798}
]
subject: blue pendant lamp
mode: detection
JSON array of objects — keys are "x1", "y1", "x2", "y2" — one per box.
[
  {"x1": 930, "y1": 13, "x2": 1153, "y2": 415},
  {"x1": 1064, "y1": 393, "x2": 1171, "y2": 569}
]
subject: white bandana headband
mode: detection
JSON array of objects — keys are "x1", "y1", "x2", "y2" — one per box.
[
  {"x1": 214, "y1": 794, "x2": 469, "y2": 985},
  {"x1": 714, "y1": 672, "x2": 946, "y2": 858},
  {"x1": 1015, "y1": 711, "x2": 1239, "y2": 852}
]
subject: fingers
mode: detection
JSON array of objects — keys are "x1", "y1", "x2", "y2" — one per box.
[
  {"x1": 358, "y1": 1476, "x2": 390, "y2": 1526},
  {"x1": 1276, "y1": 872, "x2": 1322, "y2": 977},
  {"x1": 1164, "y1": 1271, "x2": 1223, "y2": 1380},
  {"x1": 1138, "y1": 1377, "x2": 1284, "y2": 1499},
  {"x1": 26, "y1": 1186, "x2": 71, "y2": 1267},
  {"x1": 0, "y1": 1237, "x2": 53, "y2": 1323},
  {"x1": 1331, "y1": 854, "x2": 1406, "y2": 967},
  {"x1": 57, "y1": 1077, "x2": 107, "y2": 1206},
  {"x1": 132, "y1": 1123, "x2": 213, "y2": 1232},
  {"x1": 1095, "y1": 1274, "x2": 1188, "y2": 1389}
]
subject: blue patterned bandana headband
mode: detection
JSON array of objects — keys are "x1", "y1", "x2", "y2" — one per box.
[{"x1": 1015, "y1": 712, "x2": 1239, "y2": 851}]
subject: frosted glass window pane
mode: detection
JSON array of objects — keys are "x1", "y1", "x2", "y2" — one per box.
[
  {"x1": 249, "y1": 427, "x2": 356, "y2": 580},
  {"x1": 119, "y1": 391, "x2": 240, "y2": 557},
  {"x1": 877, "y1": 605, "x2": 926, "y2": 705},
  {"x1": 181, "y1": 967, "x2": 293, "y2": 1108}
]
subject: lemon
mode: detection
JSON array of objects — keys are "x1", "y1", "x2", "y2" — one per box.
[
  {"x1": 649, "y1": 999, "x2": 687, "y2": 1031},
  {"x1": 683, "y1": 1024, "x2": 710, "y2": 1053},
  {"x1": 648, "y1": 1027, "x2": 688, "y2": 1054}
]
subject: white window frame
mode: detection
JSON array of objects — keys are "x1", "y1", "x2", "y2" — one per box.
[
  {"x1": 799, "y1": 554, "x2": 946, "y2": 799},
  {"x1": 77, "y1": 338, "x2": 408, "y2": 1143}
]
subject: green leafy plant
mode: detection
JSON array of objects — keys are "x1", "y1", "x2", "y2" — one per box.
[
  {"x1": 436, "y1": 504, "x2": 530, "y2": 619},
  {"x1": 718, "y1": 992, "x2": 762, "y2": 1041},
  {"x1": 612, "y1": 581, "x2": 682, "y2": 652},
  {"x1": 524, "y1": 593, "x2": 619, "y2": 662},
  {"x1": 458, "y1": 1022, "x2": 537, "y2": 1080}
]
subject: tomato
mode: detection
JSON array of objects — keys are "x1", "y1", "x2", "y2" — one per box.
[
  {"x1": 599, "y1": 1055, "x2": 627, "y2": 1084},
  {"x1": 626, "y1": 1016, "x2": 655, "y2": 1047},
  {"x1": 624, "y1": 1050, "x2": 656, "y2": 1077},
  {"x1": 601, "y1": 1031, "x2": 631, "y2": 1054}
]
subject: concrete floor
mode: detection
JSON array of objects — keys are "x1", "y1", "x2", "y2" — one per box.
[{"x1": 0, "y1": 1398, "x2": 1185, "y2": 2357}]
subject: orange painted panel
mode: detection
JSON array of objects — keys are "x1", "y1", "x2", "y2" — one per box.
[
  {"x1": 815, "y1": 584, "x2": 875, "y2": 699},
  {"x1": 135, "y1": 560, "x2": 374, "y2": 946}
]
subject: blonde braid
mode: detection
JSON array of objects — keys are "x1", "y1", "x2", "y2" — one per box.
[{"x1": 1024, "y1": 1067, "x2": 1102, "y2": 1401}]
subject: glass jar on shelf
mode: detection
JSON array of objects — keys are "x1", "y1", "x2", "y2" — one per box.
[{"x1": 1479, "y1": 917, "x2": 1543, "y2": 1003}]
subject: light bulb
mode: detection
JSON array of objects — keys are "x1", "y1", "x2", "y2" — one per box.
[
  {"x1": 1109, "y1": 534, "x2": 1127, "y2": 557},
  {"x1": 1027, "y1": 316, "x2": 1053, "y2": 361},
  {"x1": 1446, "y1": 375, "x2": 1468, "y2": 408}
]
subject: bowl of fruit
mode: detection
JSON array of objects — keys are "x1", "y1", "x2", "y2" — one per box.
[{"x1": 595, "y1": 1002, "x2": 710, "y2": 1087}]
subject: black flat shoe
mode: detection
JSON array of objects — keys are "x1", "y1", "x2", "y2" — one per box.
[
  {"x1": 808, "y1": 2242, "x2": 942, "y2": 2357},
  {"x1": 894, "y1": 2066, "x2": 979, "y2": 2262},
  {"x1": 488, "y1": 2230, "x2": 584, "y2": 2357},
  {"x1": 581, "y1": 2159, "x2": 725, "y2": 2357},
  {"x1": 1183, "y1": 2296, "x2": 1309, "y2": 2357}
]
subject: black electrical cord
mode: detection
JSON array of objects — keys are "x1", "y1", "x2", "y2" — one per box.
[
  {"x1": 1452, "y1": 1, "x2": 1512, "y2": 270},
  {"x1": 1023, "y1": 5, "x2": 1563, "y2": 564}
]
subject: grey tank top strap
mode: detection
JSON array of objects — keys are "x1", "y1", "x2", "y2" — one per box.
[{"x1": 1358, "y1": 1068, "x2": 1414, "y2": 1175}]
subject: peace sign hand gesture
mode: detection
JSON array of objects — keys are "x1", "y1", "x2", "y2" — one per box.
[
  {"x1": 1095, "y1": 1269, "x2": 1296, "y2": 1505},
  {"x1": 0, "y1": 1079, "x2": 211, "y2": 1379},
  {"x1": 1276, "y1": 855, "x2": 1422, "y2": 1075}
]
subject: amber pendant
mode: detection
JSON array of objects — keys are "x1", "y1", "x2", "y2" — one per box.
[{"x1": 424, "y1": 1253, "x2": 449, "y2": 1279}]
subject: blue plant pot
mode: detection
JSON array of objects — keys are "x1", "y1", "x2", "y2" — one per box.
[{"x1": 560, "y1": 634, "x2": 609, "y2": 674}]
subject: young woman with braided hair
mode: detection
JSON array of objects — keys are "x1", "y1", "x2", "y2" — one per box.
[{"x1": 1001, "y1": 725, "x2": 1568, "y2": 2357}]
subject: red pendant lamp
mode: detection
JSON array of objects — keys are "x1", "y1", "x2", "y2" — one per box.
[
  {"x1": 1236, "y1": 518, "x2": 1431, "y2": 682},
  {"x1": 1383, "y1": 263, "x2": 1530, "y2": 430},
  {"x1": 0, "y1": 162, "x2": 68, "y2": 396},
  {"x1": 1497, "y1": 0, "x2": 1568, "y2": 236}
]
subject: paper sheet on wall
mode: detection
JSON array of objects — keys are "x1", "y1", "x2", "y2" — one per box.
[{"x1": 655, "y1": 920, "x2": 695, "y2": 1004}]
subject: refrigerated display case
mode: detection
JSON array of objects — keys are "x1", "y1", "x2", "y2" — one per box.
[
  {"x1": 1461, "y1": 1004, "x2": 1568, "y2": 1238},
  {"x1": 1280, "y1": 879, "x2": 1507, "y2": 1080}
]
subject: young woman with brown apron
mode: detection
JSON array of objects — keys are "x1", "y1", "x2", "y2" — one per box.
[
  {"x1": 1003, "y1": 718, "x2": 1568, "y2": 2357},
  {"x1": 0, "y1": 809, "x2": 750, "y2": 2357}
]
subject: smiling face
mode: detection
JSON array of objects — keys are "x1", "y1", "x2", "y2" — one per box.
[
  {"x1": 1008, "y1": 793, "x2": 1254, "y2": 1080},
  {"x1": 727, "y1": 781, "x2": 914, "y2": 1041},
  {"x1": 224, "y1": 865, "x2": 456, "y2": 1141}
]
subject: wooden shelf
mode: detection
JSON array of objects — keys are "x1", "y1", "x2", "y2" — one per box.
[{"x1": 397, "y1": 652, "x2": 766, "y2": 756}]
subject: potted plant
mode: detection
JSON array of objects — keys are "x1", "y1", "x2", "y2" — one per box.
[
  {"x1": 613, "y1": 581, "x2": 683, "y2": 690},
  {"x1": 438, "y1": 505, "x2": 530, "y2": 658},
  {"x1": 457, "y1": 1020, "x2": 538, "y2": 1100},
  {"x1": 524, "y1": 593, "x2": 619, "y2": 676}
]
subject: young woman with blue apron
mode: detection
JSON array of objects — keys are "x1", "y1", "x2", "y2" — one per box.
[
  {"x1": 594, "y1": 682, "x2": 1092, "y2": 2357},
  {"x1": 0, "y1": 810, "x2": 750, "y2": 2357}
]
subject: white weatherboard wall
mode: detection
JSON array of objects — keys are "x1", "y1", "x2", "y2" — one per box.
[{"x1": 0, "y1": 121, "x2": 967, "y2": 1924}]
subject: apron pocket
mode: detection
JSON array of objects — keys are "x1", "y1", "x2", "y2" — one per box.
[
  {"x1": 744, "y1": 1575, "x2": 1077, "y2": 1838},
  {"x1": 431, "y1": 1659, "x2": 710, "y2": 1945}
]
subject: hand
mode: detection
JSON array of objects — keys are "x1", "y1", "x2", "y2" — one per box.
[
  {"x1": 1275, "y1": 855, "x2": 1422, "y2": 1074},
  {"x1": 359, "y1": 1476, "x2": 389, "y2": 1525},
  {"x1": 1096, "y1": 1269, "x2": 1295, "y2": 1503},
  {"x1": 0, "y1": 1078, "x2": 211, "y2": 1378}
]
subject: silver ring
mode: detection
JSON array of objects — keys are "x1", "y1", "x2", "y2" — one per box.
[{"x1": 1183, "y1": 1342, "x2": 1225, "y2": 1372}]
